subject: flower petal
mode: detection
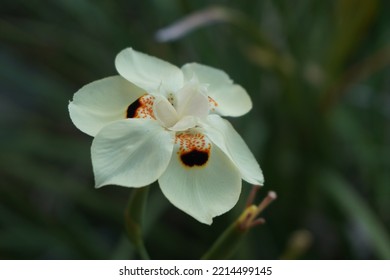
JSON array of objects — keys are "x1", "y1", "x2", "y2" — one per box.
[
  {"x1": 169, "y1": 115, "x2": 196, "y2": 131},
  {"x1": 91, "y1": 119, "x2": 175, "y2": 188},
  {"x1": 115, "y1": 48, "x2": 184, "y2": 94},
  {"x1": 159, "y1": 132, "x2": 241, "y2": 224},
  {"x1": 202, "y1": 114, "x2": 264, "y2": 185},
  {"x1": 126, "y1": 94, "x2": 156, "y2": 120},
  {"x1": 68, "y1": 75, "x2": 145, "y2": 136},
  {"x1": 175, "y1": 80, "x2": 209, "y2": 118},
  {"x1": 182, "y1": 63, "x2": 252, "y2": 117}
]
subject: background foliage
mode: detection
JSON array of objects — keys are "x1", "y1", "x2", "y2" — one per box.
[{"x1": 1, "y1": 0, "x2": 389, "y2": 259}]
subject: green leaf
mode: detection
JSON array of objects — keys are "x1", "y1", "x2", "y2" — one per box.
[{"x1": 320, "y1": 170, "x2": 390, "y2": 259}]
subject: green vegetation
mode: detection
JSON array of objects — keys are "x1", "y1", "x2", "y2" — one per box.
[{"x1": 1, "y1": 0, "x2": 389, "y2": 259}]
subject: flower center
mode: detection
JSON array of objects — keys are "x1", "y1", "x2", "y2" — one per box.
[{"x1": 153, "y1": 81, "x2": 209, "y2": 131}]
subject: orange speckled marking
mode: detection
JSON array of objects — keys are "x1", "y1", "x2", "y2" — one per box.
[
  {"x1": 126, "y1": 94, "x2": 155, "y2": 119},
  {"x1": 208, "y1": 96, "x2": 218, "y2": 112},
  {"x1": 175, "y1": 132, "x2": 211, "y2": 167}
]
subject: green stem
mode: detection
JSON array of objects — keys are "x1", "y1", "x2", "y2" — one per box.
[
  {"x1": 135, "y1": 239, "x2": 150, "y2": 260},
  {"x1": 201, "y1": 221, "x2": 248, "y2": 260},
  {"x1": 202, "y1": 192, "x2": 275, "y2": 260},
  {"x1": 202, "y1": 206, "x2": 259, "y2": 260},
  {"x1": 124, "y1": 187, "x2": 150, "y2": 260}
]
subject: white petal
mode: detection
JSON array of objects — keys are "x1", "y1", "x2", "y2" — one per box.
[
  {"x1": 175, "y1": 80, "x2": 209, "y2": 118},
  {"x1": 115, "y1": 48, "x2": 184, "y2": 94},
  {"x1": 159, "y1": 133, "x2": 241, "y2": 224},
  {"x1": 202, "y1": 114, "x2": 264, "y2": 185},
  {"x1": 69, "y1": 76, "x2": 145, "y2": 136},
  {"x1": 182, "y1": 63, "x2": 252, "y2": 117},
  {"x1": 91, "y1": 119, "x2": 175, "y2": 188},
  {"x1": 169, "y1": 115, "x2": 196, "y2": 131}
]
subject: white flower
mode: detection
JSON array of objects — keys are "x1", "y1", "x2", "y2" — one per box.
[{"x1": 69, "y1": 48, "x2": 264, "y2": 224}]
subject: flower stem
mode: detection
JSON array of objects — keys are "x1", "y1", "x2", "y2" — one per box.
[
  {"x1": 124, "y1": 187, "x2": 150, "y2": 260},
  {"x1": 201, "y1": 216, "x2": 249, "y2": 260},
  {"x1": 202, "y1": 189, "x2": 277, "y2": 260}
]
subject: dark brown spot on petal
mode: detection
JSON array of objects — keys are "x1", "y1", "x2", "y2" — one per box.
[
  {"x1": 126, "y1": 98, "x2": 141, "y2": 118},
  {"x1": 180, "y1": 149, "x2": 209, "y2": 167},
  {"x1": 125, "y1": 95, "x2": 155, "y2": 119}
]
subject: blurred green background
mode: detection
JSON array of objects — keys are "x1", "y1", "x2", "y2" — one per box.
[{"x1": 1, "y1": 0, "x2": 389, "y2": 259}]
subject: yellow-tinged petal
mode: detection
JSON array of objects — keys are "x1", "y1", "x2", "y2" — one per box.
[
  {"x1": 182, "y1": 63, "x2": 252, "y2": 117},
  {"x1": 159, "y1": 132, "x2": 241, "y2": 224},
  {"x1": 115, "y1": 48, "x2": 184, "y2": 94},
  {"x1": 202, "y1": 114, "x2": 264, "y2": 185},
  {"x1": 92, "y1": 119, "x2": 175, "y2": 188},
  {"x1": 69, "y1": 76, "x2": 144, "y2": 136}
]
